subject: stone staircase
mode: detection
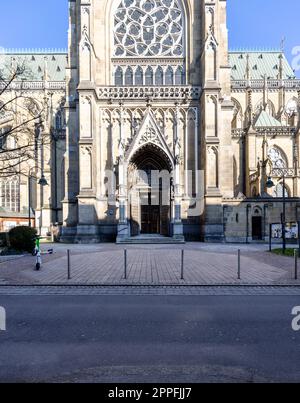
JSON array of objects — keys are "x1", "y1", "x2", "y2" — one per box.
[{"x1": 116, "y1": 234, "x2": 185, "y2": 244}]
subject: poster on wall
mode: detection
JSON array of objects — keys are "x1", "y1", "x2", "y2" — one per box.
[{"x1": 271, "y1": 222, "x2": 298, "y2": 239}]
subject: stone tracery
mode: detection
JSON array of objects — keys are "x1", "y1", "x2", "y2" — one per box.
[
  {"x1": 113, "y1": 0, "x2": 184, "y2": 58},
  {"x1": 268, "y1": 146, "x2": 287, "y2": 169},
  {"x1": 112, "y1": 0, "x2": 186, "y2": 86}
]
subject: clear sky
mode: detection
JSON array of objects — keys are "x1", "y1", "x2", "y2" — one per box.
[
  {"x1": 228, "y1": 0, "x2": 300, "y2": 66},
  {"x1": 0, "y1": 0, "x2": 299, "y2": 70}
]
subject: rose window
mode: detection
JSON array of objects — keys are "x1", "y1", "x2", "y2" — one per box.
[{"x1": 113, "y1": 0, "x2": 184, "y2": 58}]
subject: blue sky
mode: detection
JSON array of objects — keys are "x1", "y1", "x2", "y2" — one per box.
[
  {"x1": 228, "y1": 1, "x2": 300, "y2": 63},
  {"x1": 0, "y1": 0, "x2": 299, "y2": 69}
]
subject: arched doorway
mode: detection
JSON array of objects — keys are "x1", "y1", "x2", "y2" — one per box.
[
  {"x1": 128, "y1": 144, "x2": 173, "y2": 237},
  {"x1": 252, "y1": 206, "x2": 263, "y2": 241}
]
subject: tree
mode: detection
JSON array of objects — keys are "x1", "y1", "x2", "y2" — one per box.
[{"x1": 0, "y1": 59, "x2": 49, "y2": 178}]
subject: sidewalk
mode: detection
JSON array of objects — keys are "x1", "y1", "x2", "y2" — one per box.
[{"x1": 0, "y1": 243, "x2": 299, "y2": 286}]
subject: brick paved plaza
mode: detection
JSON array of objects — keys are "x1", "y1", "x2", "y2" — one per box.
[{"x1": 0, "y1": 243, "x2": 300, "y2": 286}]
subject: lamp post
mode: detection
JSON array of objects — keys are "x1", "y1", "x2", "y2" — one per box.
[
  {"x1": 266, "y1": 174, "x2": 287, "y2": 254},
  {"x1": 51, "y1": 129, "x2": 59, "y2": 224},
  {"x1": 28, "y1": 167, "x2": 35, "y2": 228},
  {"x1": 28, "y1": 171, "x2": 48, "y2": 227}
]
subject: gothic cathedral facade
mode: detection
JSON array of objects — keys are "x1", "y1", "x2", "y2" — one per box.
[
  {"x1": 61, "y1": 0, "x2": 234, "y2": 242},
  {"x1": 1, "y1": 0, "x2": 300, "y2": 243}
]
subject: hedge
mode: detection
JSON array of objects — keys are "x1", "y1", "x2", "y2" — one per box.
[{"x1": 8, "y1": 226, "x2": 37, "y2": 253}]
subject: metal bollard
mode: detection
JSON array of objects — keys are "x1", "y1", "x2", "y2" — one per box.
[
  {"x1": 36, "y1": 251, "x2": 42, "y2": 271},
  {"x1": 238, "y1": 249, "x2": 241, "y2": 280},
  {"x1": 294, "y1": 249, "x2": 298, "y2": 280},
  {"x1": 181, "y1": 250, "x2": 184, "y2": 280},
  {"x1": 124, "y1": 249, "x2": 127, "y2": 279},
  {"x1": 298, "y1": 221, "x2": 300, "y2": 258},
  {"x1": 67, "y1": 249, "x2": 71, "y2": 280}
]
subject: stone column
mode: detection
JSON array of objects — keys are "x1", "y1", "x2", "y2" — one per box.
[
  {"x1": 194, "y1": 107, "x2": 199, "y2": 194},
  {"x1": 173, "y1": 104, "x2": 184, "y2": 240},
  {"x1": 201, "y1": 0, "x2": 234, "y2": 241},
  {"x1": 117, "y1": 103, "x2": 130, "y2": 241},
  {"x1": 60, "y1": 0, "x2": 79, "y2": 242}
]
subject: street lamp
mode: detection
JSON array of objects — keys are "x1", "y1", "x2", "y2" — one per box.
[
  {"x1": 28, "y1": 172, "x2": 48, "y2": 227},
  {"x1": 38, "y1": 174, "x2": 48, "y2": 187},
  {"x1": 266, "y1": 174, "x2": 287, "y2": 254},
  {"x1": 266, "y1": 176, "x2": 275, "y2": 189}
]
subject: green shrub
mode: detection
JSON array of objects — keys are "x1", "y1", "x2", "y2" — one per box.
[
  {"x1": 0, "y1": 232, "x2": 8, "y2": 247},
  {"x1": 8, "y1": 226, "x2": 37, "y2": 253}
]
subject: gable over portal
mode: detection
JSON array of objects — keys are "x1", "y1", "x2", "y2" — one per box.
[{"x1": 126, "y1": 109, "x2": 174, "y2": 168}]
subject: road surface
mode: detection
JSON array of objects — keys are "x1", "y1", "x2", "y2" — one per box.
[{"x1": 0, "y1": 291, "x2": 300, "y2": 382}]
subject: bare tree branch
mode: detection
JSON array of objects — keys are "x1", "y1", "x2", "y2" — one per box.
[{"x1": 0, "y1": 61, "x2": 50, "y2": 178}]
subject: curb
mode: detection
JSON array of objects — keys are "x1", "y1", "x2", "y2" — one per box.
[{"x1": 1, "y1": 283, "x2": 300, "y2": 288}]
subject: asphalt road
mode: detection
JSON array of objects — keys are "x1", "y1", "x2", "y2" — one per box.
[{"x1": 0, "y1": 294, "x2": 300, "y2": 383}]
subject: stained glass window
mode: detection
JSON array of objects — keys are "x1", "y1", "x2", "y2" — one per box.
[
  {"x1": 145, "y1": 66, "x2": 154, "y2": 85},
  {"x1": 175, "y1": 66, "x2": 184, "y2": 85},
  {"x1": 0, "y1": 177, "x2": 20, "y2": 212},
  {"x1": 125, "y1": 67, "x2": 134, "y2": 85},
  {"x1": 165, "y1": 66, "x2": 174, "y2": 85},
  {"x1": 113, "y1": 0, "x2": 184, "y2": 58},
  {"x1": 155, "y1": 66, "x2": 164, "y2": 85},
  {"x1": 135, "y1": 66, "x2": 143, "y2": 85},
  {"x1": 115, "y1": 66, "x2": 124, "y2": 86}
]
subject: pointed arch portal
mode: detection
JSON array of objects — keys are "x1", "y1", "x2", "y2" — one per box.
[{"x1": 128, "y1": 143, "x2": 172, "y2": 236}]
